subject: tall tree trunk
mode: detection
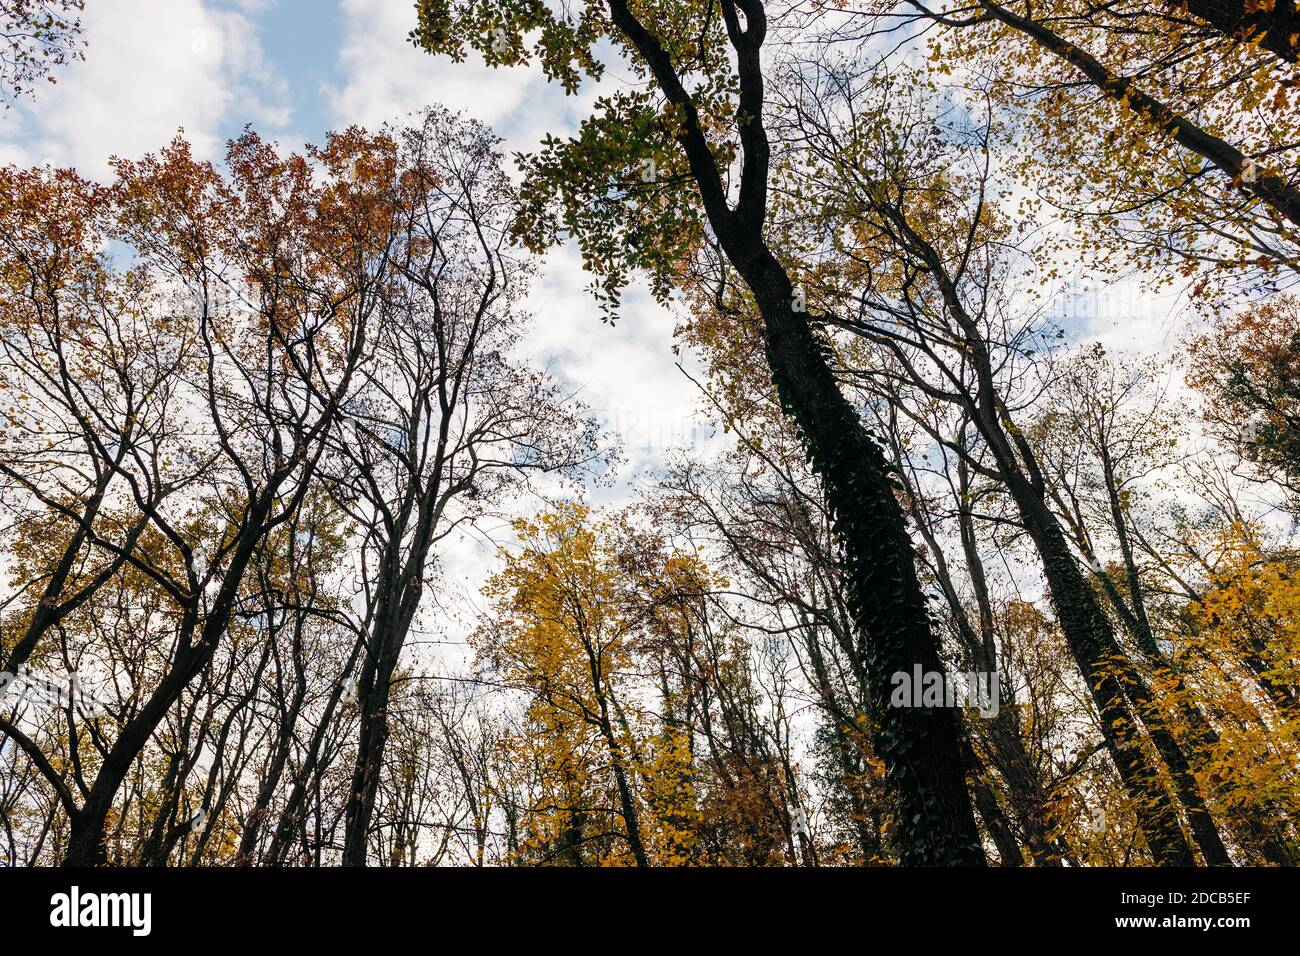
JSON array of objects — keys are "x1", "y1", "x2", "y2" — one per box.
[
  {"x1": 63, "y1": 602, "x2": 217, "y2": 866},
  {"x1": 1067, "y1": 454, "x2": 1232, "y2": 864},
  {"x1": 267, "y1": 633, "x2": 365, "y2": 865},
  {"x1": 1010, "y1": 490, "x2": 1197, "y2": 865},
  {"x1": 890, "y1": 213, "x2": 1208, "y2": 866},
  {"x1": 985, "y1": 711, "x2": 1061, "y2": 866},
  {"x1": 598, "y1": 712, "x2": 649, "y2": 867},
  {"x1": 744, "y1": 253, "x2": 985, "y2": 864},
  {"x1": 899, "y1": 431, "x2": 1060, "y2": 866},
  {"x1": 341, "y1": 619, "x2": 402, "y2": 867}
]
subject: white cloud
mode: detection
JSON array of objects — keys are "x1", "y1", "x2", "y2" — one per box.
[
  {"x1": 327, "y1": 0, "x2": 539, "y2": 136},
  {"x1": 520, "y1": 245, "x2": 714, "y2": 482},
  {"x1": 0, "y1": 0, "x2": 289, "y2": 178}
]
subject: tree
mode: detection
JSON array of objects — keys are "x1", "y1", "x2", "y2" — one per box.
[
  {"x1": 1187, "y1": 295, "x2": 1300, "y2": 504},
  {"x1": 1158, "y1": 521, "x2": 1300, "y2": 861},
  {"x1": 0, "y1": 0, "x2": 83, "y2": 106},
  {"x1": 413, "y1": 0, "x2": 984, "y2": 866},
  {"x1": 326, "y1": 108, "x2": 601, "y2": 866},
  {"x1": 1167, "y1": 0, "x2": 1300, "y2": 64},
  {"x1": 0, "y1": 125, "x2": 392, "y2": 864},
  {"x1": 862, "y1": 0, "x2": 1300, "y2": 299},
  {"x1": 741, "y1": 57, "x2": 1228, "y2": 862},
  {"x1": 477, "y1": 505, "x2": 656, "y2": 866}
]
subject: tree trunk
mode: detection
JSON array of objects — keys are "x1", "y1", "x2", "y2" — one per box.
[
  {"x1": 962, "y1": 736, "x2": 1023, "y2": 865},
  {"x1": 341, "y1": 623, "x2": 401, "y2": 867},
  {"x1": 1010, "y1": 488, "x2": 1197, "y2": 865},
  {"x1": 744, "y1": 251, "x2": 984, "y2": 865}
]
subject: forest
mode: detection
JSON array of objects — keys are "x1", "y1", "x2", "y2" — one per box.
[{"x1": 0, "y1": 0, "x2": 1298, "y2": 869}]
